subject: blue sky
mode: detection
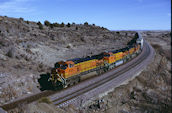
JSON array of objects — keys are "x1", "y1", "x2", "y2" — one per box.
[{"x1": 0, "y1": 0, "x2": 171, "y2": 30}]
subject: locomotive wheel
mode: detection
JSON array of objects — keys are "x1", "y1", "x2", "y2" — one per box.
[
  {"x1": 53, "y1": 81, "x2": 64, "y2": 90},
  {"x1": 104, "y1": 68, "x2": 108, "y2": 72},
  {"x1": 100, "y1": 69, "x2": 104, "y2": 74},
  {"x1": 96, "y1": 69, "x2": 101, "y2": 75}
]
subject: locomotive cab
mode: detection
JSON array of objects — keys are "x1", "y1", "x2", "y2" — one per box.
[
  {"x1": 103, "y1": 52, "x2": 115, "y2": 64},
  {"x1": 50, "y1": 61, "x2": 70, "y2": 88}
]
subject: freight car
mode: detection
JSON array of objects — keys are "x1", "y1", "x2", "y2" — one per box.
[{"x1": 38, "y1": 32, "x2": 143, "y2": 90}]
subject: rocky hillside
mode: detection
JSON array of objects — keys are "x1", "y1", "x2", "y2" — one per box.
[
  {"x1": 9, "y1": 31, "x2": 171, "y2": 113},
  {"x1": 0, "y1": 16, "x2": 136, "y2": 105},
  {"x1": 0, "y1": 16, "x2": 135, "y2": 71}
]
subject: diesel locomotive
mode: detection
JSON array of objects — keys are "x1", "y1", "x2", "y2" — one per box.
[{"x1": 38, "y1": 32, "x2": 143, "y2": 90}]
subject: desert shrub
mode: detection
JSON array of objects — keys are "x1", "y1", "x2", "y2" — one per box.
[
  {"x1": 159, "y1": 48, "x2": 171, "y2": 61},
  {"x1": 80, "y1": 37, "x2": 85, "y2": 42},
  {"x1": 38, "y1": 63, "x2": 43, "y2": 69},
  {"x1": 151, "y1": 44, "x2": 161, "y2": 50},
  {"x1": 60, "y1": 22, "x2": 65, "y2": 27},
  {"x1": 101, "y1": 27, "x2": 107, "y2": 30},
  {"x1": 0, "y1": 17, "x2": 2, "y2": 22},
  {"x1": 19, "y1": 17, "x2": 24, "y2": 21},
  {"x1": 37, "y1": 21, "x2": 43, "y2": 30},
  {"x1": 50, "y1": 24, "x2": 54, "y2": 29},
  {"x1": 84, "y1": 22, "x2": 88, "y2": 26},
  {"x1": 66, "y1": 23, "x2": 71, "y2": 27},
  {"x1": 1, "y1": 85, "x2": 17, "y2": 102},
  {"x1": 53, "y1": 22, "x2": 60, "y2": 27},
  {"x1": 164, "y1": 50, "x2": 171, "y2": 61},
  {"x1": 66, "y1": 45, "x2": 70, "y2": 48},
  {"x1": 116, "y1": 31, "x2": 120, "y2": 34},
  {"x1": 0, "y1": 39, "x2": 8, "y2": 46},
  {"x1": 76, "y1": 26, "x2": 78, "y2": 30},
  {"x1": 6, "y1": 48, "x2": 16, "y2": 58},
  {"x1": 13, "y1": 63, "x2": 23, "y2": 69},
  {"x1": 6, "y1": 29, "x2": 9, "y2": 33},
  {"x1": 26, "y1": 20, "x2": 29, "y2": 24},
  {"x1": 92, "y1": 24, "x2": 95, "y2": 26},
  {"x1": 16, "y1": 103, "x2": 28, "y2": 113},
  {"x1": 37, "y1": 21, "x2": 41, "y2": 25},
  {"x1": 72, "y1": 22, "x2": 75, "y2": 25},
  {"x1": 24, "y1": 55, "x2": 30, "y2": 61},
  {"x1": 38, "y1": 97, "x2": 52, "y2": 104},
  {"x1": 44, "y1": 20, "x2": 51, "y2": 26}
]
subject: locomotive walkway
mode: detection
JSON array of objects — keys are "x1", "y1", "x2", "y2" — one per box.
[
  {"x1": 50, "y1": 40, "x2": 155, "y2": 108},
  {"x1": 1, "y1": 40, "x2": 154, "y2": 111}
]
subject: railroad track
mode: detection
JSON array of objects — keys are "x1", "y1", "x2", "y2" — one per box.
[
  {"x1": 51, "y1": 41, "x2": 152, "y2": 106},
  {"x1": 1, "y1": 41, "x2": 153, "y2": 111}
]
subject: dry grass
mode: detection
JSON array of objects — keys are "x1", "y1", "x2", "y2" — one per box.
[
  {"x1": 38, "y1": 97, "x2": 52, "y2": 104},
  {"x1": 151, "y1": 44, "x2": 161, "y2": 49},
  {"x1": 152, "y1": 44, "x2": 171, "y2": 61}
]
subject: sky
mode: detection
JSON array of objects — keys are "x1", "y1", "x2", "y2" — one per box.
[{"x1": 0, "y1": 0, "x2": 171, "y2": 30}]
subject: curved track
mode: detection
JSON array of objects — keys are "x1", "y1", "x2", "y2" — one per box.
[
  {"x1": 1, "y1": 41, "x2": 154, "y2": 111},
  {"x1": 50, "y1": 41, "x2": 154, "y2": 107}
]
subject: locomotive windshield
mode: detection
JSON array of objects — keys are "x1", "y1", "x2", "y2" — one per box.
[
  {"x1": 61, "y1": 64, "x2": 68, "y2": 70},
  {"x1": 55, "y1": 63, "x2": 60, "y2": 68}
]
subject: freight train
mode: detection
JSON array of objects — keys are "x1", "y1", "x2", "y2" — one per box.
[{"x1": 38, "y1": 32, "x2": 143, "y2": 91}]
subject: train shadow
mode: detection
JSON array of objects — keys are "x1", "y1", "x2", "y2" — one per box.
[{"x1": 38, "y1": 73, "x2": 63, "y2": 91}]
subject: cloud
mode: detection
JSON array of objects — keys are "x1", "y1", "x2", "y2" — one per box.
[{"x1": 0, "y1": 0, "x2": 35, "y2": 15}]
